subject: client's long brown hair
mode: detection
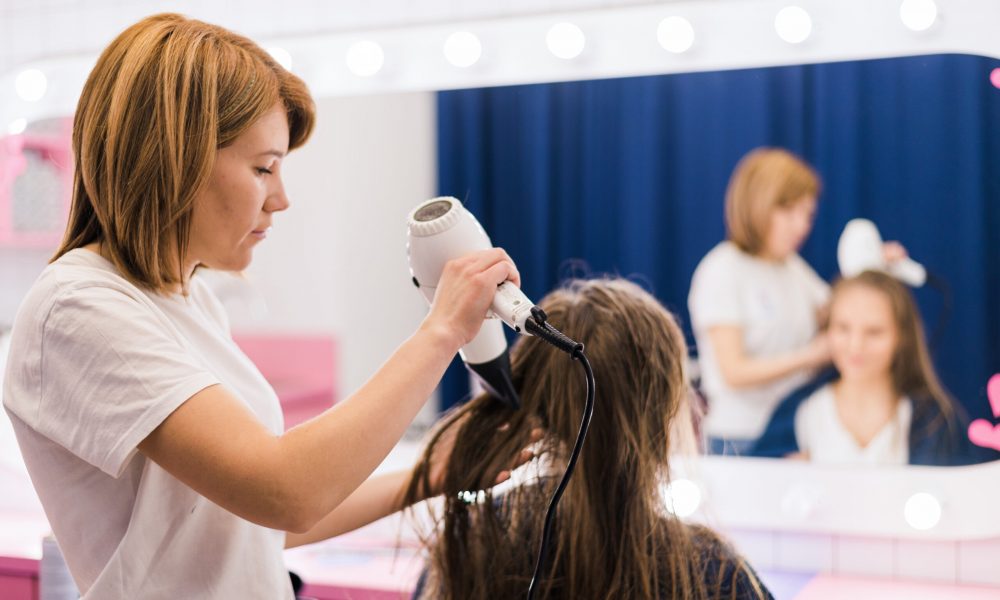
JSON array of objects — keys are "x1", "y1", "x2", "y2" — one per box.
[{"x1": 404, "y1": 278, "x2": 766, "y2": 599}]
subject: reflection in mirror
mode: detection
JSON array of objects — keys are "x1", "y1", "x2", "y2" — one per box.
[{"x1": 431, "y1": 53, "x2": 1000, "y2": 468}]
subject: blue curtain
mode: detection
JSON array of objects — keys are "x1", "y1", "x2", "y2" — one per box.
[{"x1": 434, "y1": 54, "x2": 1000, "y2": 432}]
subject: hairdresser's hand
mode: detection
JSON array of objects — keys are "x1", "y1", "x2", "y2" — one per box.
[
  {"x1": 802, "y1": 333, "x2": 831, "y2": 370},
  {"x1": 882, "y1": 241, "x2": 909, "y2": 264},
  {"x1": 423, "y1": 248, "x2": 521, "y2": 352},
  {"x1": 424, "y1": 419, "x2": 543, "y2": 498}
]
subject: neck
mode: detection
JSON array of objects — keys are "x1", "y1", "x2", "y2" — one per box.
[
  {"x1": 754, "y1": 247, "x2": 791, "y2": 262},
  {"x1": 834, "y1": 375, "x2": 897, "y2": 409}
]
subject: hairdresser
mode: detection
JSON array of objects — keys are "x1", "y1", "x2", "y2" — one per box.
[{"x1": 1, "y1": 14, "x2": 521, "y2": 599}]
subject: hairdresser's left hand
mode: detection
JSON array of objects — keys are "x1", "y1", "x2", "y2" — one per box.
[
  {"x1": 882, "y1": 241, "x2": 909, "y2": 264},
  {"x1": 424, "y1": 419, "x2": 543, "y2": 498}
]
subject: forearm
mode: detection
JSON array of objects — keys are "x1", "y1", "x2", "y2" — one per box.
[
  {"x1": 138, "y1": 249, "x2": 518, "y2": 534},
  {"x1": 285, "y1": 469, "x2": 415, "y2": 548},
  {"x1": 275, "y1": 323, "x2": 454, "y2": 529},
  {"x1": 708, "y1": 326, "x2": 823, "y2": 390},
  {"x1": 721, "y1": 350, "x2": 814, "y2": 389}
]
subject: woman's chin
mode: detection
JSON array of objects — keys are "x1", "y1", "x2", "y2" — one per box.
[{"x1": 835, "y1": 364, "x2": 887, "y2": 383}]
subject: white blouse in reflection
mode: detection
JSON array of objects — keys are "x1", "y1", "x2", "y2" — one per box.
[{"x1": 794, "y1": 385, "x2": 912, "y2": 466}]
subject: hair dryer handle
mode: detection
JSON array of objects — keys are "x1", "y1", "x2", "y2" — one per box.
[
  {"x1": 889, "y1": 257, "x2": 927, "y2": 287},
  {"x1": 491, "y1": 281, "x2": 536, "y2": 334}
]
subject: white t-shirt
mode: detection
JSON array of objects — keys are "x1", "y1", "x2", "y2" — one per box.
[
  {"x1": 794, "y1": 385, "x2": 912, "y2": 465},
  {"x1": 689, "y1": 241, "x2": 830, "y2": 440},
  {"x1": 2, "y1": 249, "x2": 293, "y2": 599}
]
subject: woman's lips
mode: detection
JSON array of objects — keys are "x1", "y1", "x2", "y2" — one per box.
[{"x1": 250, "y1": 226, "x2": 272, "y2": 239}]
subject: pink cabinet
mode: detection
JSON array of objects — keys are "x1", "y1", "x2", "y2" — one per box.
[
  {"x1": 233, "y1": 334, "x2": 338, "y2": 429},
  {"x1": 0, "y1": 557, "x2": 39, "y2": 600}
]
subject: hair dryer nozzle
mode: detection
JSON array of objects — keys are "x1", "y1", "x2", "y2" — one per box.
[{"x1": 466, "y1": 349, "x2": 520, "y2": 410}]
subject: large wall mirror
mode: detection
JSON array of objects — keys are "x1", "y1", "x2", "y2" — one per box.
[
  {"x1": 431, "y1": 51, "x2": 1000, "y2": 451},
  {"x1": 426, "y1": 53, "x2": 1000, "y2": 584}
]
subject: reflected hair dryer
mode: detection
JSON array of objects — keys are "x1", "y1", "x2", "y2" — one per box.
[
  {"x1": 406, "y1": 196, "x2": 538, "y2": 409},
  {"x1": 837, "y1": 218, "x2": 927, "y2": 286}
]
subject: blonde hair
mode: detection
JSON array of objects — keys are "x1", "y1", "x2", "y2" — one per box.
[
  {"x1": 54, "y1": 13, "x2": 315, "y2": 292},
  {"x1": 725, "y1": 147, "x2": 821, "y2": 255},
  {"x1": 405, "y1": 279, "x2": 767, "y2": 599}
]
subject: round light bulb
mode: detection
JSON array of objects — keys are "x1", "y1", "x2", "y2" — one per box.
[
  {"x1": 663, "y1": 478, "x2": 702, "y2": 518},
  {"x1": 657, "y1": 16, "x2": 695, "y2": 54},
  {"x1": 15, "y1": 68, "x2": 48, "y2": 102},
  {"x1": 900, "y1": 0, "x2": 938, "y2": 32},
  {"x1": 780, "y1": 484, "x2": 821, "y2": 520},
  {"x1": 444, "y1": 31, "x2": 482, "y2": 68},
  {"x1": 546, "y1": 23, "x2": 586, "y2": 60},
  {"x1": 346, "y1": 41, "x2": 384, "y2": 77},
  {"x1": 266, "y1": 47, "x2": 293, "y2": 71},
  {"x1": 904, "y1": 492, "x2": 942, "y2": 530},
  {"x1": 7, "y1": 118, "x2": 28, "y2": 135},
  {"x1": 775, "y1": 6, "x2": 813, "y2": 44}
]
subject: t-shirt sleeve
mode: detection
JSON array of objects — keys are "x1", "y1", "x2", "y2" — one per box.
[
  {"x1": 688, "y1": 249, "x2": 745, "y2": 331},
  {"x1": 35, "y1": 286, "x2": 219, "y2": 477}
]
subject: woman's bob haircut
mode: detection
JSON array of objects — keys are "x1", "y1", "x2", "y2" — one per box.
[{"x1": 54, "y1": 13, "x2": 316, "y2": 292}]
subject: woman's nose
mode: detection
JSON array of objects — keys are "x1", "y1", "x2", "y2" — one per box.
[{"x1": 265, "y1": 181, "x2": 290, "y2": 212}]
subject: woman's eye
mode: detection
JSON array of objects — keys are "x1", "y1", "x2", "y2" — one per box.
[{"x1": 256, "y1": 167, "x2": 273, "y2": 175}]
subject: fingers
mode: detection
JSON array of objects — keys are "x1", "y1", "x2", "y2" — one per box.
[
  {"x1": 882, "y1": 241, "x2": 909, "y2": 263},
  {"x1": 480, "y1": 261, "x2": 516, "y2": 293},
  {"x1": 445, "y1": 248, "x2": 521, "y2": 288},
  {"x1": 491, "y1": 449, "x2": 535, "y2": 486},
  {"x1": 427, "y1": 248, "x2": 522, "y2": 348}
]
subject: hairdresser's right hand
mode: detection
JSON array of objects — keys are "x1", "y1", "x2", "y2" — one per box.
[
  {"x1": 422, "y1": 416, "x2": 543, "y2": 499},
  {"x1": 422, "y1": 248, "x2": 520, "y2": 352}
]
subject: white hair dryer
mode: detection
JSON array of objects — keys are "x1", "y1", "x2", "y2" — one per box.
[
  {"x1": 406, "y1": 197, "x2": 537, "y2": 409},
  {"x1": 837, "y1": 218, "x2": 927, "y2": 287}
]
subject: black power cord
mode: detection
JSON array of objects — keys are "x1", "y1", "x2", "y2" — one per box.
[{"x1": 523, "y1": 307, "x2": 595, "y2": 600}]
